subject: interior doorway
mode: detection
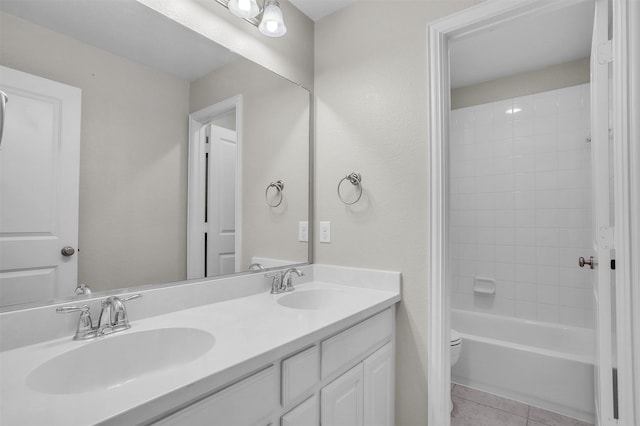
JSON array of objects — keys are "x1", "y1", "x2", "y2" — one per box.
[
  {"x1": 426, "y1": 1, "x2": 637, "y2": 425},
  {"x1": 187, "y1": 96, "x2": 243, "y2": 279}
]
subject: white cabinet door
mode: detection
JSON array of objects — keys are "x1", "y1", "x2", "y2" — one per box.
[
  {"x1": 281, "y1": 395, "x2": 319, "y2": 426},
  {"x1": 320, "y1": 364, "x2": 364, "y2": 426},
  {"x1": 363, "y1": 343, "x2": 394, "y2": 426},
  {"x1": 154, "y1": 366, "x2": 277, "y2": 426}
]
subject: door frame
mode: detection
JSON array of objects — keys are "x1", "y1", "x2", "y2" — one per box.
[
  {"x1": 611, "y1": 0, "x2": 640, "y2": 422},
  {"x1": 187, "y1": 95, "x2": 243, "y2": 279},
  {"x1": 425, "y1": 0, "x2": 639, "y2": 425}
]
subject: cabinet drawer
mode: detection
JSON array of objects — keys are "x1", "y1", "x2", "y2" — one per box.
[
  {"x1": 154, "y1": 366, "x2": 277, "y2": 426},
  {"x1": 322, "y1": 308, "x2": 393, "y2": 379},
  {"x1": 282, "y1": 345, "x2": 320, "y2": 406}
]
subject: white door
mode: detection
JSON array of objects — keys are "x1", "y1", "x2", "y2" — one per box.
[
  {"x1": 590, "y1": 0, "x2": 616, "y2": 424},
  {"x1": 363, "y1": 342, "x2": 394, "y2": 426},
  {"x1": 207, "y1": 124, "x2": 237, "y2": 276},
  {"x1": 0, "y1": 66, "x2": 81, "y2": 306},
  {"x1": 321, "y1": 364, "x2": 364, "y2": 426}
]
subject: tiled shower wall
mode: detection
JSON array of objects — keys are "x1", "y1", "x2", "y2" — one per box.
[{"x1": 449, "y1": 83, "x2": 594, "y2": 329}]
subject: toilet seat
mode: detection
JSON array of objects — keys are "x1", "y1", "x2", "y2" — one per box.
[
  {"x1": 450, "y1": 329, "x2": 461, "y2": 346},
  {"x1": 450, "y1": 329, "x2": 462, "y2": 414}
]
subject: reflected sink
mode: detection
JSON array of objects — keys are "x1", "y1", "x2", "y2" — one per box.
[
  {"x1": 277, "y1": 288, "x2": 347, "y2": 310},
  {"x1": 27, "y1": 327, "x2": 214, "y2": 394}
]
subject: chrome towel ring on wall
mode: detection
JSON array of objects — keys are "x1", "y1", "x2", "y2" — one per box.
[
  {"x1": 265, "y1": 180, "x2": 285, "y2": 207},
  {"x1": 337, "y1": 172, "x2": 363, "y2": 205}
]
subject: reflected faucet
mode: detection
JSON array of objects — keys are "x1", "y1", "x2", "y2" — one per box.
[
  {"x1": 74, "y1": 284, "x2": 92, "y2": 296},
  {"x1": 249, "y1": 263, "x2": 265, "y2": 271}
]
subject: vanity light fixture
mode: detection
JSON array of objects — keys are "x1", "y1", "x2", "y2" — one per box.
[
  {"x1": 228, "y1": 0, "x2": 260, "y2": 18},
  {"x1": 258, "y1": 0, "x2": 287, "y2": 37},
  {"x1": 215, "y1": 0, "x2": 287, "y2": 38}
]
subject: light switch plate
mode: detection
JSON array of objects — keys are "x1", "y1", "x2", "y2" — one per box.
[
  {"x1": 319, "y1": 221, "x2": 331, "y2": 243},
  {"x1": 298, "y1": 221, "x2": 308, "y2": 242}
]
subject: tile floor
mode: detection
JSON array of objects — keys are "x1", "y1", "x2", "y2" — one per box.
[{"x1": 450, "y1": 384, "x2": 594, "y2": 426}]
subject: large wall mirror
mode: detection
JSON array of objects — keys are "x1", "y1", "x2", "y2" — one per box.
[{"x1": 0, "y1": 0, "x2": 311, "y2": 310}]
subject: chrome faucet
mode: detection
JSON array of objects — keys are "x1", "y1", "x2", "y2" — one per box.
[
  {"x1": 282, "y1": 267, "x2": 303, "y2": 292},
  {"x1": 57, "y1": 294, "x2": 142, "y2": 340},
  {"x1": 266, "y1": 268, "x2": 304, "y2": 294},
  {"x1": 97, "y1": 294, "x2": 141, "y2": 335}
]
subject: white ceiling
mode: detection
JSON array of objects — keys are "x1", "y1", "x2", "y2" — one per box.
[
  {"x1": 450, "y1": 1, "x2": 595, "y2": 88},
  {"x1": 289, "y1": 0, "x2": 594, "y2": 87},
  {"x1": 0, "y1": 0, "x2": 239, "y2": 81},
  {"x1": 289, "y1": 0, "x2": 355, "y2": 21}
]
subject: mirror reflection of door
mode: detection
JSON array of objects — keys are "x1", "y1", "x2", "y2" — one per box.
[
  {"x1": 0, "y1": 66, "x2": 81, "y2": 306},
  {"x1": 206, "y1": 122, "x2": 237, "y2": 276},
  {"x1": 187, "y1": 97, "x2": 242, "y2": 279}
]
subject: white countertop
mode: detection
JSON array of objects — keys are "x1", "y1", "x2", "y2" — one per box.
[{"x1": 0, "y1": 280, "x2": 400, "y2": 425}]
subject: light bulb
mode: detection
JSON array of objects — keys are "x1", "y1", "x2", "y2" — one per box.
[
  {"x1": 228, "y1": 0, "x2": 259, "y2": 19},
  {"x1": 259, "y1": 0, "x2": 287, "y2": 37}
]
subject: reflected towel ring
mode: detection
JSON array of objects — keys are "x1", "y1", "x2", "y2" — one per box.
[
  {"x1": 337, "y1": 172, "x2": 362, "y2": 205},
  {"x1": 265, "y1": 180, "x2": 284, "y2": 207},
  {"x1": 0, "y1": 90, "x2": 8, "y2": 148}
]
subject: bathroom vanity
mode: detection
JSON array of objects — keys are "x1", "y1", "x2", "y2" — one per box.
[{"x1": 0, "y1": 265, "x2": 400, "y2": 425}]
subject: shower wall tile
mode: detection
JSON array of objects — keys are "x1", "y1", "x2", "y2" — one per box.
[{"x1": 450, "y1": 83, "x2": 594, "y2": 329}]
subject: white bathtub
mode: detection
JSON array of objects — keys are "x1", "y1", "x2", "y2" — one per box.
[{"x1": 451, "y1": 309, "x2": 595, "y2": 423}]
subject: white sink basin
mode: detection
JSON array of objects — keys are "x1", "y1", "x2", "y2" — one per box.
[
  {"x1": 277, "y1": 288, "x2": 347, "y2": 310},
  {"x1": 27, "y1": 327, "x2": 214, "y2": 394}
]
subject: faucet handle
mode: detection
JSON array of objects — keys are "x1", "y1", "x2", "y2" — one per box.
[
  {"x1": 56, "y1": 304, "x2": 90, "y2": 314},
  {"x1": 265, "y1": 271, "x2": 284, "y2": 294},
  {"x1": 57, "y1": 304, "x2": 96, "y2": 340},
  {"x1": 115, "y1": 294, "x2": 141, "y2": 328},
  {"x1": 120, "y1": 294, "x2": 142, "y2": 303}
]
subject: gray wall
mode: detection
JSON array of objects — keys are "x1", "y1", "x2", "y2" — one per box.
[
  {"x1": 314, "y1": 2, "x2": 478, "y2": 424},
  {"x1": 451, "y1": 57, "x2": 590, "y2": 109},
  {"x1": 0, "y1": 11, "x2": 190, "y2": 291}
]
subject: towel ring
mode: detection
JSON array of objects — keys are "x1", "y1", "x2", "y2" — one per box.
[
  {"x1": 265, "y1": 180, "x2": 284, "y2": 207},
  {"x1": 337, "y1": 172, "x2": 363, "y2": 205}
]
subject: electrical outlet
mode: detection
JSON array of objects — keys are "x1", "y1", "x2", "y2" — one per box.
[
  {"x1": 320, "y1": 221, "x2": 331, "y2": 243},
  {"x1": 298, "y1": 221, "x2": 308, "y2": 242}
]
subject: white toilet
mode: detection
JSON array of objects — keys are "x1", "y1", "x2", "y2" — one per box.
[{"x1": 450, "y1": 329, "x2": 462, "y2": 413}]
